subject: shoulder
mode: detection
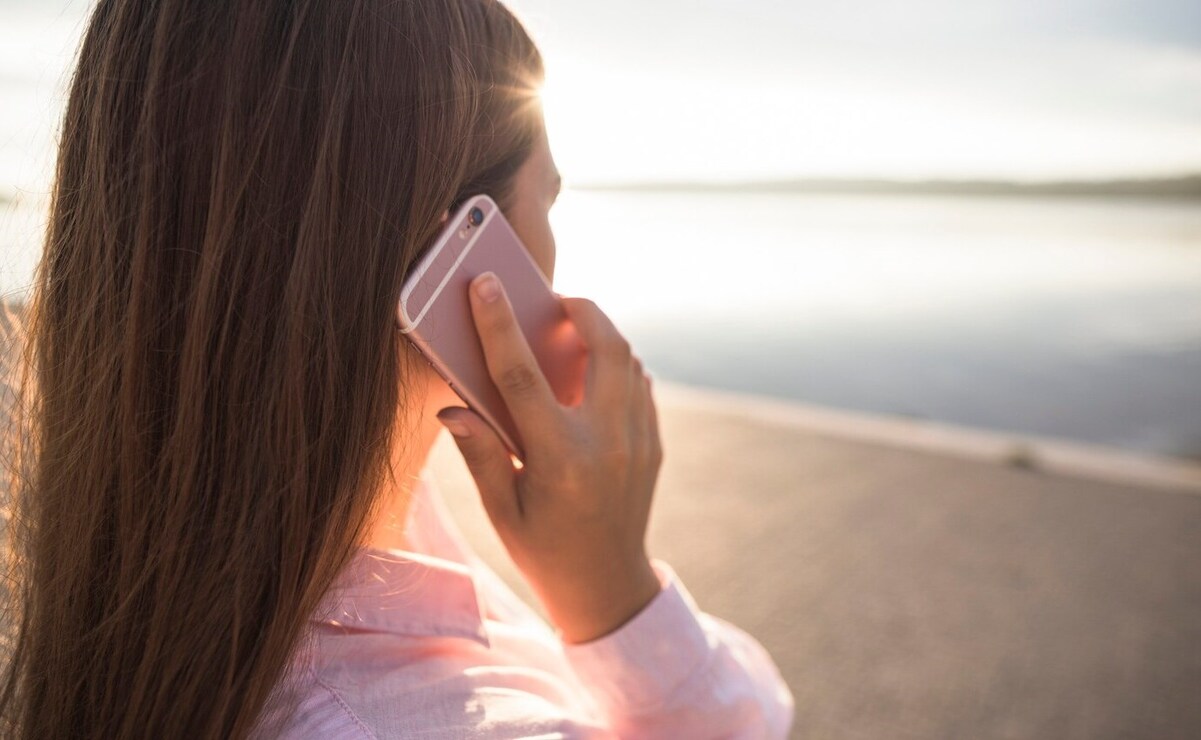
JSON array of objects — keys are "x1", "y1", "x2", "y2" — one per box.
[
  {"x1": 271, "y1": 629, "x2": 612, "y2": 740},
  {"x1": 254, "y1": 656, "x2": 376, "y2": 740}
]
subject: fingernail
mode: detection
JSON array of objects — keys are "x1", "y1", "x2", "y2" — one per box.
[
  {"x1": 440, "y1": 416, "x2": 471, "y2": 438},
  {"x1": 474, "y1": 273, "x2": 500, "y2": 303}
]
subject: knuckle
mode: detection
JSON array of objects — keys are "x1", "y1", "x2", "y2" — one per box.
[
  {"x1": 498, "y1": 362, "x2": 540, "y2": 395},
  {"x1": 649, "y1": 439, "x2": 664, "y2": 466},
  {"x1": 604, "y1": 335, "x2": 632, "y2": 363},
  {"x1": 556, "y1": 450, "x2": 594, "y2": 493}
]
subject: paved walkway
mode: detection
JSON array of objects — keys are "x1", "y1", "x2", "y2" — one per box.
[{"x1": 429, "y1": 380, "x2": 1201, "y2": 740}]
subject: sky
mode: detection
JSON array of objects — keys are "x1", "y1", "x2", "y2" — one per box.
[
  {"x1": 0, "y1": 0, "x2": 1199, "y2": 195},
  {"x1": 514, "y1": 0, "x2": 1201, "y2": 183}
]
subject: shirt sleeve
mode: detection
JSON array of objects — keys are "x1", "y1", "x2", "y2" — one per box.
[{"x1": 558, "y1": 559, "x2": 796, "y2": 739}]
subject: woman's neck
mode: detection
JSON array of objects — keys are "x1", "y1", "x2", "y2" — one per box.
[{"x1": 361, "y1": 404, "x2": 443, "y2": 552}]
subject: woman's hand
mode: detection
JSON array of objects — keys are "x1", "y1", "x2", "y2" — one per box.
[{"x1": 434, "y1": 271, "x2": 663, "y2": 644}]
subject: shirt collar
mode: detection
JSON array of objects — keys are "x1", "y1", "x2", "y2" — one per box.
[{"x1": 310, "y1": 545, "x2": 491, "y2": 649}]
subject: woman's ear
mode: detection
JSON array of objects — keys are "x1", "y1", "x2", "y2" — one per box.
[{"x1": 439, "y1": 209, "x2": 450, "y2": 225}]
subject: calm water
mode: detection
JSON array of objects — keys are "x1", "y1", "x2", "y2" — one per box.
[
  {"x1": 548, "y1": 190, "x2": 1201, "y2": 460},
  {"x1": 2, "y1": 190, "x2": 1199, "y2": 459}
]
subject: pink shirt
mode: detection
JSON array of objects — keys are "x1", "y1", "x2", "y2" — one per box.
[{"x1": 264, "y1": 467, "x2": 795, "y2": 738}]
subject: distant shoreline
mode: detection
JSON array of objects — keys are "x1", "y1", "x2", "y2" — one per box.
[
  {"x1": 6, "y1": 176, "x2": 1201, "y2": 204},
  {"x1": 572, "y1": 174, "x2": 1201, "y2": 200}
]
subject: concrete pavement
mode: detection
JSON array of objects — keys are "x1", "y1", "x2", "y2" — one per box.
[{"x1": 429, "y1": 380, "x2": 1201, "y2": 740}]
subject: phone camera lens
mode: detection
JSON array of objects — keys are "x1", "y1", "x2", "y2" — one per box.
[{"x1": 468, "y1": 207, "x2": 484, "y2": 226}]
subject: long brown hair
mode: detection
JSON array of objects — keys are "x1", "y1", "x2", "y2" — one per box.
[{"x1": 0, "y1": 0, "x2": 544, "y2": 736}]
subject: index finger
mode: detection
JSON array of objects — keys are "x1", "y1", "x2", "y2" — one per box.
[{"x1": 468, "y1": 272, "x2": 562, "y2": 443}]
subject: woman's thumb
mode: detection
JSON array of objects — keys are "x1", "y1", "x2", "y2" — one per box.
[{"x1": 435, "y1": 407, "x2": 521, "y2": 527}]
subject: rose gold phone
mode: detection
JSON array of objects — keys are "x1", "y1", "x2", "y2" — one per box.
[{"x1": 397, "y1": 194, "x2": 585, "y2": 462}]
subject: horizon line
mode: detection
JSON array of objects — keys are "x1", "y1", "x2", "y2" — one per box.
[
  {"x1": 5, "y1": 174, "x2": 1200, "y2": 205},
  {"x1": 569, "y1": 173, "x2": 1201, "y2": 199}
]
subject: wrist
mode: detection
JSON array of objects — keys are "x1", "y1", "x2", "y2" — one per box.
[{"x1": 541, "y1": 556, "x2": 661, "y2": 644}]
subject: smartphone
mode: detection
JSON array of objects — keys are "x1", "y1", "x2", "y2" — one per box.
[{"x1": 397, "y1": 194, "x2": 585, "y2": 462}]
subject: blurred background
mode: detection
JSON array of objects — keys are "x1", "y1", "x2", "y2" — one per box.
[
  {"x1": 525, "y1": 0, "x2": 1201, "y2": 461},
  {"x1": 3, "y1": 1, "x2": 1201, "y2": 738},
  {"x1": 2, "y1": 0, "x2": 1200, "y2": 456}
]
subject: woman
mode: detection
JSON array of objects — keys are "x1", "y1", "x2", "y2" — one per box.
[{"x1": 0, "y1": 0, "x2": 794, "y2": 737}]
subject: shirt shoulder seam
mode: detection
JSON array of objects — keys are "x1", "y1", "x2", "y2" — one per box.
[{"x1": 310, "y1": 664, "x2": 380, "y2": 740}]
